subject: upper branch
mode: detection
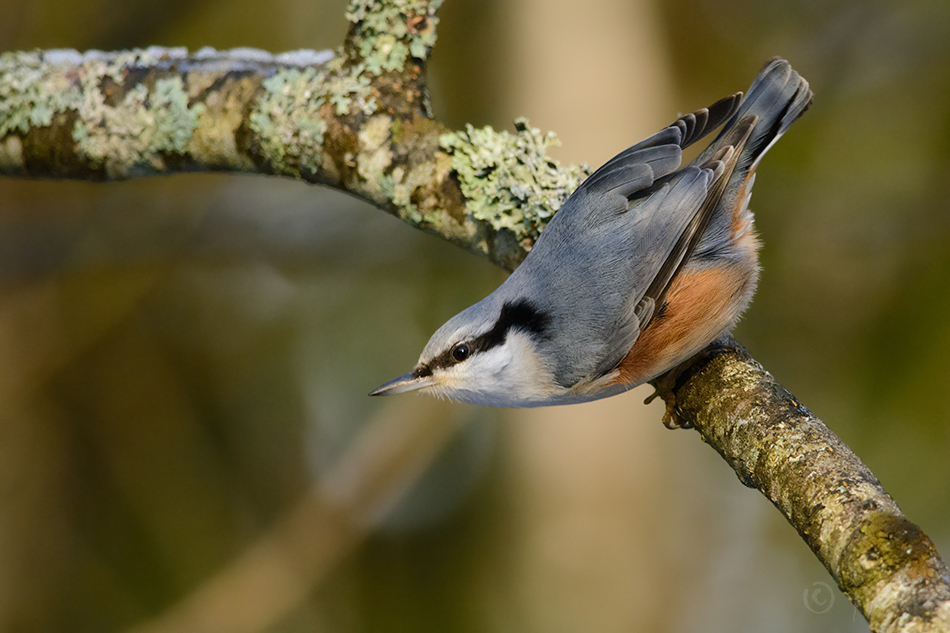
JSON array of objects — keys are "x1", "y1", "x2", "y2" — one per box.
[{"x1": 0, "y1": 0, "x2": 587, "y2": 271}]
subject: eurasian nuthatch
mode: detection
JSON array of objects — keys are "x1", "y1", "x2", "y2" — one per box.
[{"x1": 371, "y1": 58, "x2": 812, "y2": 408}]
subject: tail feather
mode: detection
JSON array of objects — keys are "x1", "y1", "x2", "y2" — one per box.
[
  {"x1": 705, "y1": 57, "x2": 813, "y2": 171},
  {"x1": 690, "y1": 58, "x2": 813, "y2": 264}
]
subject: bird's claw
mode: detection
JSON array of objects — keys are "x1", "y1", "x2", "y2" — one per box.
[{"x1": 645, "y1": 369, "x2": 692, "y2": 429}]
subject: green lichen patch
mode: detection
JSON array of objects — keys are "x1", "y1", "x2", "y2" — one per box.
[
  {"x1": 345, "y1": 0, "x2": 442, "y2": 74},
  {"x1": 355, "y1": 113, "x2": 394, "y2": 201},
  {"x1": 326, "y1": 63, "x2": 378, "y2": 116},
  {"x1": 440, "y1": 118, "x2": 590, "y2": 244},
  {"x1": 248, "y1": 62, "x2": 377, "y2": 177},
  {"x1": 853, "y1": 514, "x2": 934, "y2": 577},
  {"x1": 248, "y1": 67, "x2": 328, "y2": 176},
  {"x1": 0, "y1": 51, "x2": 81, "y2": 136},
  {"x1": 73, "y1": 74, "x2": 205, "y2": 173},
  {"x1": 1, "y1": 50, "x2": 208, "y2": 177}
]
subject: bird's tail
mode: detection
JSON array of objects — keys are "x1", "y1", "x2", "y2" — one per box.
[
  {"x1": 691, "y1": 58, "x2": 813, "y2": 262},
  {"x1": 702, "y1": 57, "x2": 813, "y2": 171}
]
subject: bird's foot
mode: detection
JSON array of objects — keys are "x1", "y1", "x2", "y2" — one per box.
[
  {"x1": 645, "y1": 371, "x2": 692, "y2": 429},
  {"x1": 646, "y1": 335, "x2": 739, "y2": 429}
]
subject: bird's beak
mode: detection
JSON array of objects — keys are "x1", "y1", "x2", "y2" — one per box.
[{"x1": 368, "y1": 371, "x2": 433, "y2": 397}]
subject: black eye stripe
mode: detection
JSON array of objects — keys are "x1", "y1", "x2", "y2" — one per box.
[
  {"x1": 422, "y1": 300, "x2": 551, "y2": 373},
  {"x1": 426, "y1": 340, "x2": 473, "y2": 372},
  {"x1": 413, "y1": 365, "x2": 433, "y2": 378},
  {"x1": 471, "y1": 299, "x2": 551, "y2": 353}
]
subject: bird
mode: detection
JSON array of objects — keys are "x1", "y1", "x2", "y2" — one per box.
[{"x1": 370, "y1": 58, "x2": 813, "y2": 408}]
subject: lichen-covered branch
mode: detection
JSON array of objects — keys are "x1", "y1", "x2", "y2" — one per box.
[
  {"x1": 0, "y1": 0, "x2": 587, "y2": 271},
  {"x1": 655, "y1": 337, "x2": 950, "y2": 633},
  {"x1": 2, "y1": 0, "x2": 948, "y2": 630}
]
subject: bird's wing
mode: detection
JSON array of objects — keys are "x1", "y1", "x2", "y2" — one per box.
[
  {"x1": 574, "y1": 93, "x2": 742, "y2": 203},
  {"x1": 633, "y1": 117, "x2": 756, "y2": 332},
  {"x1": 511, "y1": 108, "x2": 754, "y2": 388},
  {"x1": 589, "y1": 117, "x2": 756, "y2": 381}
]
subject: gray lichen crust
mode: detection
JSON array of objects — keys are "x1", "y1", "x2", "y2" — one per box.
[
  {"x1": 247, "y1": 58, "x2": 382, "y2": 177},
  {"x1": 0, "y1": 49, "x2": 209, "y2": 178},
  {"x1": 0, "y1": 51, "x2": 79, "y2": 136},
  {"x1": 0, "y1": 47, "x2": 342, "y2": 179}
]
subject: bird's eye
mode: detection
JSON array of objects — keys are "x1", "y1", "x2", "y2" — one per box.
[{"x1": 452, "y1": 343, "x2": 471, "y2": 362}]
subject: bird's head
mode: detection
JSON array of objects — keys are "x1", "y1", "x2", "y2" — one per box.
[{"x1": 370, "y1": 299, "x2": 555, "y2": 407}]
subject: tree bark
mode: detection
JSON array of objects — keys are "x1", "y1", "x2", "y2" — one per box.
[
  {"x1": 655, "y1": 337, "x2": 950, "y2": 632},
  {"x1": 1, "y1": 0, "x2": 948, "y2": 630}
]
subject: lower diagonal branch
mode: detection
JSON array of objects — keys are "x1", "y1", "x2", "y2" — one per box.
[{"x1": 656, "y1": 336, "x2": 950, "y2": 632}]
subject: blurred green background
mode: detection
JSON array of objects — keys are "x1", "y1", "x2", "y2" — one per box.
[{"x1": 2, "y1": 0, "x2": 949, "y2": 631}]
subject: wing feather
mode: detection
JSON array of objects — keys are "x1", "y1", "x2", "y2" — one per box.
[
  {"x1": 498, "y1": 95, "x2": 749, "y2": 386},
  {"x1": 576, "y1": 93, "x2": 742, "y2": 202}
]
